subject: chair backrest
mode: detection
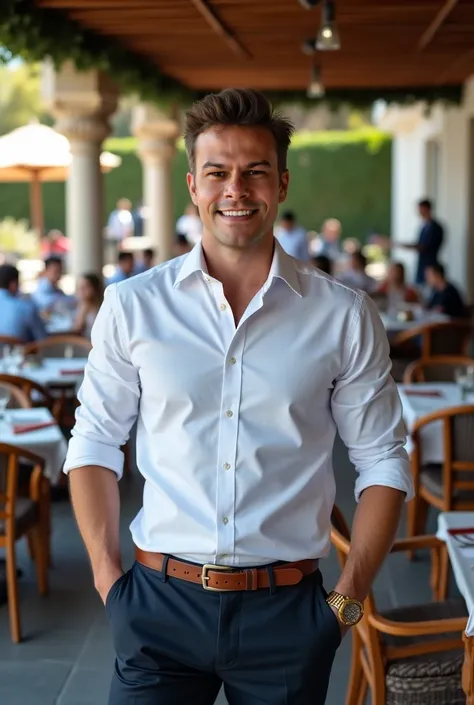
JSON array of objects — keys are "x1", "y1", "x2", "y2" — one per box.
[
  {"x1": 0, "y1": 443, "x2": 44, "y2": 537},
  {"x1": 0, "y1": 382, "x2": 30, "y2": 409},
  {"x1": 412, "y1": 405, "x2": 474, "y2": 507},
  {"x1": 403, "y1": 355, "x2": 474, "y2": 384},
  {"x1": 24, "y1": 334, "x2": 92, "y2": 359},
  {"x1": 0, "y1": 374, "x2": 52, "y2": 410},
  {"x1": 423, "y1": 321, "x2": 472, "y2": 358},
  {"x1": 0, "y1": 336, "x2": 23, "y2": 349}
]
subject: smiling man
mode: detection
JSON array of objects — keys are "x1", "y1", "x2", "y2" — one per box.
[{"x1": 64, "y1": 89, "x2": 413, "y2": 705}]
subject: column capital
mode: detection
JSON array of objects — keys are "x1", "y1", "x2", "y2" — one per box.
[
  {"x1": 132, "y1": 103, "x2": 179, "y2": 163},
  {"x1": 42, "y1": 59, "x2": 118, "y2": 143}
]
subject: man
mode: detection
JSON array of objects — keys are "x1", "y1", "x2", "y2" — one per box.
[
  {"x1": 64, "y1": 88, "x2": 412, "y2": 705},
  {"x1": 106, "y1": 198, "x2": 134, "y2": 262},
  {"x1": 274, "y1": 209, "x2": 310, "y2": 260},
  {"x1": 338, "y1": 251, "x2": 378, "y2": 295},
  {"x1": 425, "y1": 263, "x2": 468, "y2": 318},
  {"x1": 31, "y1": 256, "x2": 69, "y2": 313},
  {"x1": 317, "y1": 217, "x2": 342, "y2": 262},
  {"x1": 134, "y1": 248, "x2": 155, "y2": 275},
  {"x1": 0, "y1": 264, "x2": 47, "y2": 342},
  {"x1": 106, "y1": 252, "x2": 135, "y2": 286},
  {"x1": 399, "y1": 199, "x2": 444, "y2": 285}
]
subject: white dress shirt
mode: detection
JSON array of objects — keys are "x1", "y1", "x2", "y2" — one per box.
[{"x1": 64, "y1": 241, "x2": 413, "y2": 567}]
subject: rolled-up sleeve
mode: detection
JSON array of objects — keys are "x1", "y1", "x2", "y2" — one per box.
[
  {"x1": 63, "y1": 284, "x2": 140, "y2": 480},
  {"x1": 331, "y1": 293, "x2": 414, "y2": 502}
]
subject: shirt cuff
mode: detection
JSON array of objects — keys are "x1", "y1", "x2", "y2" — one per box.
[
  {"x1": 63, "y1": 436, "x2": 124, "y2": 480},
  {"x1": 354, "y1": 462, "x2": 414, "y2": 503}
]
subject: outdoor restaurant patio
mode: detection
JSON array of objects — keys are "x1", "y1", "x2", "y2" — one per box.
[{"x1": 2, "y1": 2, "x2": 474, "y2": 705}]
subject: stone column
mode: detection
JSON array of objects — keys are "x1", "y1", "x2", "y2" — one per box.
[
  {"x1": 132, "y1": 104, "x2": 179, "y2": 262},
  {"x1": 42, "y1": 60, "x2": 118, "y2": 280}
]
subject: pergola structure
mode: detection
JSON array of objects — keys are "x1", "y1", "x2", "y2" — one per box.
[{"x1": 4, "y1": 0, "x2": 474, "y2": 291}]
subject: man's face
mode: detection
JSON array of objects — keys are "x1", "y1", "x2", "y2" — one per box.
[
  {"x1": 47, "y1": 262, "x2": 62, "y2": 285},
  {"x1": 121, "y1": 256, "x2": 134, "y2": 275},
  {"x1": 187, "y1": 125, "x2": 289, "y2": 252},
  {"x1": 418, "y1": 205, "x2": 430, "y2": 220},
  {"x1": 425, "y1": 267, "x2": 436, "y2": 288}
]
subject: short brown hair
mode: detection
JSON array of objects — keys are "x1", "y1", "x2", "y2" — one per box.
[{"x1": 184, "y1": 88, "x2": 295, "y2": 174}]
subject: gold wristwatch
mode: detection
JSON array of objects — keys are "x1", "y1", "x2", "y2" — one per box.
[{"x1": 326, "y1": 591, "x2": 364, "y2": 626}]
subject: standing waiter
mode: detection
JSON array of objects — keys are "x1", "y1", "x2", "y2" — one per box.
[{"x1": 64, "y1": 89, "x2": 413, "y2": 705}]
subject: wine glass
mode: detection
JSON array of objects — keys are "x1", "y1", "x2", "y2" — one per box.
[
  {"x1": 64, "y1": 344, "x2": 74, "y2": 360},
  {"x1": 455, "y1": 367, "x2": 470, "y2": 401},
  {"x1": 0, "y1": 385, "x2": 11, "y2": 431},
  {"x1": 8, "y1": 345, "x2": 24, "y2": 373}
]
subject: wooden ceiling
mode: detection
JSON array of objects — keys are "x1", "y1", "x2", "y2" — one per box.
[{"x1": 35, "y1": 0, "x2": 474, "y2": 93}]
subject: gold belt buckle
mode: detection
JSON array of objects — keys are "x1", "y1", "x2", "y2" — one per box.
[{"x1": 201, "y1": 563, "x2": 234, "y2": 591}]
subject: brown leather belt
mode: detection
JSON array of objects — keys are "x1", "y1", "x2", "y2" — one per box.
[{"x1": 135, "y1": 548, "x2": 318, "y2": 592}]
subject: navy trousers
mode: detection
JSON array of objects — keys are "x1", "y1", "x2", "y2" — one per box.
[{"x1": 105, "y1": 558, "x2": 341, "y2": 705}]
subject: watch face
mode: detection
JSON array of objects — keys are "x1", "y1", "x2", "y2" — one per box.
[{"x1": 341, "y1": 600, "x2": 363, "y2": 625}]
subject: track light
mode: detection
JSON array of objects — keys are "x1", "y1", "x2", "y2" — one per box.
[
  {"x1": 316, "y1": 0, "x2": 341, "y2": 51},
  {"x1": 307, "y1": 64, "x2": 325, "y2": 99},
  {"x1": 298, "y1": 0, "x2": 321, "y2": 8},
  {"x1": 301, "y1": 38, "x2": 316, "y2": 55}
]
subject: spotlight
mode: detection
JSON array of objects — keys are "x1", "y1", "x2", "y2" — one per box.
[
  {"x1": 316, "y1": 0, "x2": 341, "y2": 51},
  {"x1": 301, "y1": 38, "x2": 317, "y2": 55},
  {"x1": 307, "y1": 64, "x2": 325, "y2": 99},
  {"x1": 298, "y1": 0, "x2": 322, "y2": 8}
]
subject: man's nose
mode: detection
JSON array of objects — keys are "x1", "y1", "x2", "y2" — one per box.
[{"x1": 223, "y1": 175, "x2": 249, "y2": 200}]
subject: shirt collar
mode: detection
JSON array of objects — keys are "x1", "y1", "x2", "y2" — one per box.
[{"x1": 174, "y1": 238, "x2": 302, "y2": 298}]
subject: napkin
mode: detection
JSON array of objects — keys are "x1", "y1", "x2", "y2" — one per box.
[
  {"x1": 448, "y1": 527, "x2": 474, "y2": 536},
  {"x1": 59, "y1": 369, "x2": 84, "y2": 376},
  {"x1": 13, "y1": 421, "x2": 57, "y2": 434}
]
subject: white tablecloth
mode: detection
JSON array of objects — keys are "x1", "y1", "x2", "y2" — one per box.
[
  {"x1": 399, "y1": 382, "x2": 474, "y2": 463},
  {"x1": 437, "y1": 511, "x2": 474, "y2": 635},
  {"x1": 0, "y1": 408, "x2": 68, "y2": 484},
  {"x1": 20, "y1": 358, "x2": 86, "y2": 388},
  {"x1": 45, "y1": 314, "x2": 75, "y2": 334}
]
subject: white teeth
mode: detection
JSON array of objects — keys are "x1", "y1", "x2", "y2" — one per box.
[{"x1": 220, "y1": 210, "x2": 254, "y2": 217}]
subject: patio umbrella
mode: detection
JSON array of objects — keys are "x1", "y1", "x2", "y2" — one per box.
[{"x1": 0, "y1": 122, "x2": 121, "y2": 237}]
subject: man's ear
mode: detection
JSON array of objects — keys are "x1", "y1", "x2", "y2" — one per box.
[
  {"x1": 186, "y1": 172, "x2": 198, "y2": 206},
  {"x1": 279, "y1": 170, "x2": 289, "y2": 203}
]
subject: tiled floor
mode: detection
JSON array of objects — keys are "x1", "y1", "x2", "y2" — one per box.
[{"x1": 0, "y1": 438, "x2": 443, "y2": 704}]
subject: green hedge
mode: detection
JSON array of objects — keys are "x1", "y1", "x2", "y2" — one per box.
[{"x1": 0, "y1": 128, "x2": 392, "y2": 242}]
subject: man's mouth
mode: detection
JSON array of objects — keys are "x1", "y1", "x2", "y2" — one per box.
[{"x1": 216, "y1": 209, "x2": 258, "y2": 218}]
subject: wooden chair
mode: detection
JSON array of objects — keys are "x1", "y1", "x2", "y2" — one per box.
[
  {"x1": 24, "y1": 334, "x2": 92, "y2": 359},
  {"x1": 331, "y1": 506, "x2": 468, "y2": 705},
  {"x1": 0, "y1": 382, "x2": 30, "y2": 410},
  {"x1": 403, "y1": 356, "x2": 474, "y2": 384},
  {"x1": 407, "y1": 405, "x2": 474, "y2": 598},
  {"x1": 0, "y1": 443, "x2": 50, "y2": 642},
  {"x1": 0, "y1": 374, "x2": 62, "y2": 420},
  {"x1": 393, "y1": 321, "x2": 473, "y2": 360},
  {"x1": 0, "y1": 336, "x2": 23, "y2": 349}
]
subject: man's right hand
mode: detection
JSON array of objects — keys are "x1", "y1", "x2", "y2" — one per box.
[{"x1": 95, "y1": 566, "x2": 124, "y2": 606}]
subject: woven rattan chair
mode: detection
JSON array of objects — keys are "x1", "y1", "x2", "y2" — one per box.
[
  {"x1": 403, "y1": 356, "x2": 474, "y2": 384},
  {"x1": 331, "y1": 506, "x2": 467, "y2": 704},
  {"x1": 407, "y1": 405, "x2": 474, "y2": 599},
  {"x1": 0, "y1": 443, "x2": 50, "y2": 642},
  {"x1": 24, "y1": 334, "x2": 91, "y2": 359}
]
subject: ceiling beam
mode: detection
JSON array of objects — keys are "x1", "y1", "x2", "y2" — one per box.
[
  {"x1": 418, "y1": 0, "x2": 459, "y2": 50},
  {"x1": 188, "y1": 0, "x2": 252, "y2": 59}
]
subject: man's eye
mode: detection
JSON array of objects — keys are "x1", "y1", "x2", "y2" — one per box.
[
  {"x1": 247, "y1": 170, "x2": 265, "y2": 176},
  {"x1": 209, "y1": 172, "x2": 225, "y2": 177}
]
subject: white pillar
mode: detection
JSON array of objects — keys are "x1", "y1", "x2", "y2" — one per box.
[
  {"x1": 42, "y1": 60, "x2": 118, "y2": 281},
  {"x1": 132, "y1": 105, "x2": 179, "y2": 263}
]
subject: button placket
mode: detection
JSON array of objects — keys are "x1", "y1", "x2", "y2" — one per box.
[{"x1": 214, "y1": 332, "x2": 245, "y2": 561}]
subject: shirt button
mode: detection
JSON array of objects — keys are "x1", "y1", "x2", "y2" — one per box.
[
  {"x1": 223, "y1": 462, "x2": 231, "y2": 470},
  {"x1": 222, "y1": 517, "x2": 229, "y2": 525},
  {"x1": 229, "y1": 357, "x2": 236, "y2": 365},
  {"x1": 205, "y1": 276, "x2": 211, "y2": 283},
  {"x1": 226, "y1": 410, "x2": 233, "y2": 418},
  {"x1": 220, "y1": 303, "x2": 227, "y2": 311}
]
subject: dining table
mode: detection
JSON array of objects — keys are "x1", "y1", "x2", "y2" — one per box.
[
  {"x1": 398, "y1": 382, "x2": 474, "y2": 463},
  {"x1": 380, "y1": 310, "x2": 449, "y2": 334},
  {"x1": 19, "y1": 357, "x2": 86, "y2": 388},
  {"x1": 437, "y1": 511, "x2": 474, "y2": 704}
]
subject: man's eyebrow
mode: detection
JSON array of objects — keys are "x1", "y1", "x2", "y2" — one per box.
[{"x1": 201, "y1": 160, "x2": 272, "y2": 170}]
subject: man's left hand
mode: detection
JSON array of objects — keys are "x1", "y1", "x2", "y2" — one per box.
[{"x1": 329, "y1": 604, "x2": 350, "y2": 639}]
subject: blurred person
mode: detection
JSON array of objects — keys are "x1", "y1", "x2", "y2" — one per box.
[
  {"x1": 173, "y1": 232, "x2": 192, "y2": 256},
  {"x1": 377, "y1": 262, "x2": 419, "y2": 306},
  {"x1": 106, "y1": 252, "x2": 135, "y2": 286},
  {"x1": 41, "y1": 229, "x2": 70, "y2": 259},
  {"x1": 73, "y1": 273, "x2": 104, "y2": 339},
  {"x1": 176, "y1": 203, "x2": 202, "y2": 246},
  {"x1": 0, "y1": 264, "x2": 46, "y2": 342},
  {"x1": 425, "y1": 263, "x2": 468, "y2": 319},
  {"x1": 132, "y1": 201, "x2": 145, "y2": 237},
  {"x1": 397, "y1": 198, "x2": 444, "y2": 285},
  {"x1": 339, "y1": 251, "x2": 378, "y2": 295},
  {"x1": 134, "y1": 248, "x2": 156, "y2": 275},
  {"x1": 31, "y1": 256, "x2": 69, "y2": 313},
  {"x1": 106, "y1": 198, "x2": 134, "y2": 262},
  {"x1": 318, "y1": 218, "x2": 342, "y2": 261},
  {"x1": 312, "y1": 255, "x2": 332, "y2": 276},
  {"x1": 274, "y1": 209, "x2": 309, "y2": 260}
]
